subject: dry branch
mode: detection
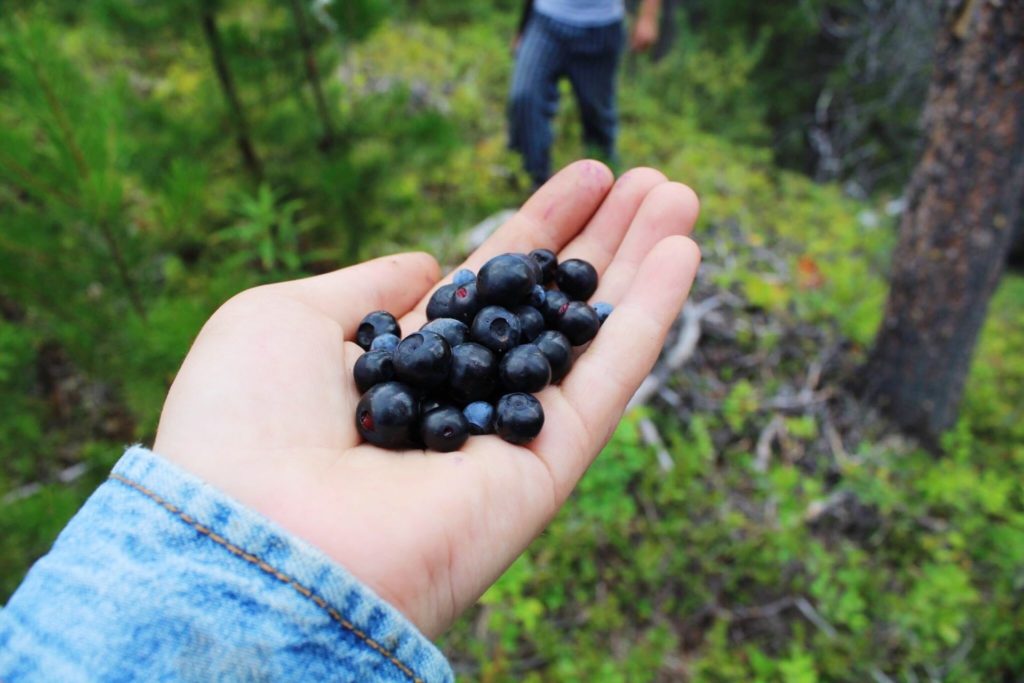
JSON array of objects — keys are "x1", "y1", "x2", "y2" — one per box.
[{"x1": 627, "y1": 296, "x2": 722, "y2": 411}]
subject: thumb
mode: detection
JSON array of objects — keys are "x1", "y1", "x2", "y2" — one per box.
[{"x1": 277, "y1": 252, "x2": 441, "y2": 337}]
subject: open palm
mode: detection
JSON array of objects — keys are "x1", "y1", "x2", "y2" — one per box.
[{"x1": 153, "y1": 161, "x2": 700, "y2": 639}]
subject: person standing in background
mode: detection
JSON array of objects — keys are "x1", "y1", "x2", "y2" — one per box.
[{"x1": 509, "y1": 0, "x2": 662, "y2": 188}]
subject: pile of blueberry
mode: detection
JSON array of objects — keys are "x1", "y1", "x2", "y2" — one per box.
[{"x1": 353, "y1": 250, "x2": 612, "y2": 452}]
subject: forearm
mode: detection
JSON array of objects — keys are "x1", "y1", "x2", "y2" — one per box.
[
  {"x1": 638, "y1": 0, "x2": 661, "y2": 24},
  {"x1": 0, "y1": 446, "x2": 453, "y2": 683}
]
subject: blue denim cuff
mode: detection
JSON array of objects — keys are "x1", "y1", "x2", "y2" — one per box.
[{"x1": 0, "y1": 446, "x2": 454, "y2": 683}]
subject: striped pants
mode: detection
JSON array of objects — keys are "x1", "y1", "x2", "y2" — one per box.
[{"x1": 508, "y1": 12, "x2": 625, "y2": 186}]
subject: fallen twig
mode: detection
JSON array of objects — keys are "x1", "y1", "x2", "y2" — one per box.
[
  {"x1": 794, "y1": 597, "x2": 838, "y2": 639},
  {"x1": 627, "y1": 296, "x2": 722, "y2": 411},
  {"x1": 754, "y1": 415, "x2": 785, "y2": 472},
  {"x1": 638, "y1": 416, "x2": 673, "y2": 472}
]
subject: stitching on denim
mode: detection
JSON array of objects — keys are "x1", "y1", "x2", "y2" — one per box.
[{"x1": 108, "y1": 472, "x2": 425, "y2": 683}]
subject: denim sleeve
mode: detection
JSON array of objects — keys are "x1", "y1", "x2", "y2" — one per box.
[{"x1": 0, "y1": 446, "x2": 454, "y2": 683}]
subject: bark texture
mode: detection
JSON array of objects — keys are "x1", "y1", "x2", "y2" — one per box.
[{"x1": 865, "y1": 0, "x2": 1024, "y2": 443}]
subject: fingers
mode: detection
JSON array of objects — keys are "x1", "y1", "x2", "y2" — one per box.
[
  {"x1": 277, "y1": 252, "x2": 440, "y2": 337},
  {"x1": 465, "y1": 159, "x2": 615, "y2": 268},
  {"x1": 590, "y1": 181, "x2": 699, "y2": 305},
  {"x1": 398, "y1": 159, "x2": 614, "y2": 331},
  {"x1": 554, "y1": 167, "x2": 668, "y2": 275},
  {"x1": 534, "y1": 235, "x2": 701, "y2": 489}
]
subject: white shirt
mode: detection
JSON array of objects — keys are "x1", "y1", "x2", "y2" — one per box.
[{"x1": 534, "y1": 0, "x2": 625, "y2": 26}]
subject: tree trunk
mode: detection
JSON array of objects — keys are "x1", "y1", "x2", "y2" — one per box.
[
  {"x1": 199, "y1": 1, "x2": 263, "y2": 182},
  {"x1": 864, "y1": 0, "x2": 1024, "y2": 444},
  {"x1": 287, "y1": 0, "x2": 336, "y2": 150}
]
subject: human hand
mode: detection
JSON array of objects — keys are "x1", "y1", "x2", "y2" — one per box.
[
  {"x1": 631, "y1": 14, "x2": 659, "y2": 52},
  {"x1": 152, "y1": 160, "x2": 700, "y2": 639}
]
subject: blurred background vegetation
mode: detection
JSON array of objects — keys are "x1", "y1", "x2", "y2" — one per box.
[{"x1": 1, "y1": 0, "x2": 1022, "y2": 680}]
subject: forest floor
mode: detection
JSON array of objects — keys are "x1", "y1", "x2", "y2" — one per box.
[{"x1": 2, "y1": 11, "x2": 1023, "y2": 681}]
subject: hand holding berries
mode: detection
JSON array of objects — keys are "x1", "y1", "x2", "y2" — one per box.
[
  {"x1": 151, "y1": 162, "x2": 701, "y2": 645},
  {"x1": 352, "y1": 251, "x2": 610, "y2": 451}
]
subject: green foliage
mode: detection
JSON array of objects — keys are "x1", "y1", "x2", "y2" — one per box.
[
  {"x1": 0, "y1": 322, "x2": 46, "y2": 475},
  {"x1": 635, "y1": 26, "x2": 771, "y2": 148},
  {"x1": 1, "y1": 4, "x2": 1022, "y2": 682},
  {"x1": 215, "y1": 184, "x2": 319, "y2": 275}
]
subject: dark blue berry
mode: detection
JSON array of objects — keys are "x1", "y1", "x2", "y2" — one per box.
[
  {"x1": 452, "y1": 269, "x2": 475, "y2": 287},
  {"x1": 495, "y1": 393, "x2": 545, "y2": 445},
  {"x1": 470, "y1": 305, "x2": 521, "y2": 355},
  {"x1": 499, "y1": 344, "x2": 551, "y2": 393},
  {"x1": 393, "y1": 331, "x2": 452, "y2": 388},
  {"x1": 559, "y1": 301, "x2": 601, "y2": 346},
  {"x1": 538, "y1": 289, "x2": 570, "y2": 327},
  {"x1": 518, "y1": 253, "x2": 544, "y2": 288},
  {"x1": 448, "y1": 282, "x2": 481, "y2": 323},
  {"x1": 356, "y1": 311, "x2": 401, "y2": 350},
  {"x1": 370, "y1": 333, "x2": 400, "y2": 352},
  {"x1": 421, "y1": 318, "x2": 469, "y2": 348},
  {"x1": 426, "y1": 284, "x2": 458, "y2": 320},
  {"x1": 477, "y1": 254, "x2": 537, "y2": 307},
  {"x1": 529, "y1": 284, "x2": 546, "y2": 307},
  {"x1": 420, "y1": 396, "x2": 444, "y2": 416},
  {"x1": 463, "y1": 401, "x2": 495, "y2": 435},
  {"x1": 529, "y1": 248, "x2": 558, "y2": 284},
  {"x1": 420, "y1": 406, "x2": 470, "y2": 452},
  {"x1": 592, "y1": 302, "x2": 614, "y2": 325},
  {"x1": 514, "y1": 305, "x2": 546, "y2": 343},
  {"x1": 556, "y1": 259, "x2": 598, "y2": 301},
  {"x1": 448, "y1": 342, "x2": 498, "y2": 404},
  {"x1": 353, "y1": 350, "x2": 396, "y2": 393},
  {"x1": 426, "y1": 282, "x2": 480, "y2": 323},
  {"x1": 534, "y1": 330, "x2": 573, "y2": 383},
  {"x1": 356, "y1": 381, "x2": 419, "y2": 449}
]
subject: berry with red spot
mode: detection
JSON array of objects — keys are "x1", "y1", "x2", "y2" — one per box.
[{"x1": 355, "y1": 382, "x2": 419, "y2": 449}]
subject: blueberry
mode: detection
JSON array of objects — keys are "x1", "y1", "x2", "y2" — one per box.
[
  {"x1": 538, "y1": 289, "x2": 570, "y2": 327},
  {"x1": 463, "y1": 401, "x2": 495, "y2": 435},
  {"x1": 448, "y1": 342, "x2": 498, "y2": 404},
  {"x1": 353, "y1": 350, "x2": 396, "y2": 393},
  {"x1": 529, "y1": 284, "x2": 547, "y2": 308},
  {"x1": 420, "y1": 405, "x2": 470, "y2": 452},
  {"x1": 499, "y1": 344, "x2": 552, "y2": 393},
  {"x1": 592, "y1": 302, "x2": 614, "y2": 325},
  {"x1": 477, "y1": 254, "x2": 537, "y2": 307},
  {"x1": 426, "y1": 284, "x2": 457, "y2": 320},
  {"x1": 421, "y1": 318, "x2": 469, "y2": 348},
  {"x1": 393, "y1": 331, "x2": 452, "y2": 388},
  {"x1": 370, "y1": 333, "x2": 400, "y2": 352},
  {"x1": 449, "y1": 282, "x2": 481, "y2": 322},
  {"x1": 356, "y1": 381, "x2": 419, "y2": 449},
  {"x1": 426, "y1": 282, "x2": 480, "y2": 323},
  {"x1": 495, "y1": 393, "x2": 545, "y2": 445},
  {"x1": 529, "y1": 248, "x2": 558, "y2": 284},
  {"x1": 514, "y1": 305, "x2": 546, "y2": 343},
  {"x1": 452, "y1": 268, "x2": 475, "y2": 287},
  {"x1": 558, "y1": 301, "x2": 601, "y2": 346},
  {"x1": 356, "y1": 311, "x2": 401, "y2": 351},
  {"x1": 470, "y1": 305, "x2": 522, "y2": 355},
  {"x1": 534, "y1": 330, "x2": 573, "y2": 383},
  {"x1": 518, "y1": 253, "x2": 544, "y2": 288},
  {"x1": 556, "y1": 259, "x2": 598, "y2": 301},
  {"x1": 420, "y1": 396, "x2": 444, "y2": 416}
]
